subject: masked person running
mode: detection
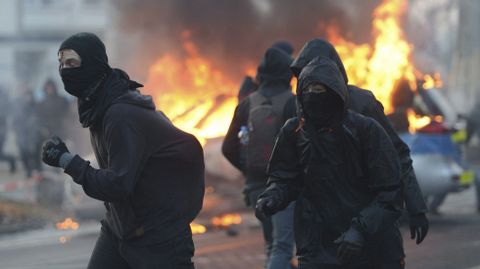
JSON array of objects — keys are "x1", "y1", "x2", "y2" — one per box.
[
  {"x1": 256, "y1": 57, "x2": 405, "y2": 269},
  {"x1": 41, "y1": 32, "x2": 205, "y2": 269},
  {"x1": 290, "y1": 39, "x2": 429, "y2": 245}
]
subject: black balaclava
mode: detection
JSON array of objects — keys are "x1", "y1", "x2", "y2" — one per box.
[
  {"x1": 58, "y1": 32, "x2": 111, "y2": 98},
  {"x1": 302, "y1": 85, "x2": 343, "y2": 128},
  {"x1": 297, "y1": 57, "x2": 348, "y2": 129}
]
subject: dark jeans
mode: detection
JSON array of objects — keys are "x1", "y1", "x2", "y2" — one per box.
[
  {"x1": 247, "y1": 188, "x2": 274, "y2": 266},
  {"x1": 298, "y1": 261, "x2": 405, "y2": 269},
  {"x1": 88, "y1": 224, "x2": 195, "y2": 269},
  {"x1": 268, "y1": 202, "x2": 295, "y2": 269}
]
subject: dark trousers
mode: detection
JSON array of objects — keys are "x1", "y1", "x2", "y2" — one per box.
[
  {"x1": 88, "y1": 224, "x2": 195, "y2": 269},
  {"x1": 247, "y1": 188, "x2": 274, "y2": 265},
  {"x1": 298, "y1": 262, "x2": 405, "y2": 269},
  {"x1": 298, "y1": 260, "x2": 405, "y2": 269},
  {"x1": 19, "y1": 147, "x2": 42, "y2": 177}
]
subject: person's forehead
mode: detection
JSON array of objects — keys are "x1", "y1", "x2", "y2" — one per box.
[{"x1": 58, "y1": 49, "x2": 81, "y2": 61}]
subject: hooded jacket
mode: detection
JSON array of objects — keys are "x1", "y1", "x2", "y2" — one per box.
[
  {"x1": 64, "y1": 70, "x2": 205, "y2": 246},
  {"x1": 262, "y1": 57, "x2": 404, "y2": 265},
  {"x1": 291, "y1": 38, "x2": 427, "y2": 215},
  {"x1": 222, "y1": 47, "x2": 296, "y2": 189}
]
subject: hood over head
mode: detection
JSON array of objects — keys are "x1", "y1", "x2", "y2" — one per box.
[
  {"x1": 297, "y1": 57, "x2": 349, "y2": 125},
  {"x1": 271, "y1": 41, "x2": 294, "y2": 56},
  {"x1": 256, "y1": 47, "x2": 293, "y2": 85},
  {"x1": 291, "y1": 39, "x2": 348, "y2": 84}
]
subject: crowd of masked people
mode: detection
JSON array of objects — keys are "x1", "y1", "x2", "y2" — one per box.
[
  {"x1": 27, "y1": 32, "x2": 477, "y2": 269},
  {"x1": 0, "y1": 79, "x2": 71, "y2": 178},
  {"x1": 222, "y1": 39, "x2": 430, "y2": 269}
]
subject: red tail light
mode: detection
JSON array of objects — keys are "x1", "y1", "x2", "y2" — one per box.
[{"x1": 451, "y1": 175, "x2": 460, "y2": 182}]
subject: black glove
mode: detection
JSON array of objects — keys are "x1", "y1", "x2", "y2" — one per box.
[
  {"x1": 409, "y1": 213, "x2": 429, "y2": 244},
  {"x1": 255, "y1": 195, "x2": 280, "y2": 221},
  {"x1": 334, "y1": 226, "x2": 365, "y2": 264},
  {"x1": 42, "y1": 136, "x2": 69, "y2": 167}
]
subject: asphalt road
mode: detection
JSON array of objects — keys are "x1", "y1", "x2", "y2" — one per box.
[{"x1": 0, "y1": 189, "x2": 479, "y2": 269}]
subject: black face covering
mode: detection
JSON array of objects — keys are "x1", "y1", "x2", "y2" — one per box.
[
  {"x1": 302, "y1": 88, "x2": 343, "y2": 128},
  {"x1": 58, "y1": 33, "x2": 111, "y2": 99},
  {"x1": 60, "y1": 67, "x2": 105, "y2": 98}
]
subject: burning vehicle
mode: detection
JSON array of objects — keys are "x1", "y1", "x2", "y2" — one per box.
[
  {"x1": 137, "y1": 0, "x2": 468, "y2": 212},
  {"x1": 396, "y1": 85, "x2": 474, "y2": 200}
]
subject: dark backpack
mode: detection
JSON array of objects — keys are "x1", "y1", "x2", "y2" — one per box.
[{"x1": 246, "y1": 90, "x2": 293, "y2": 175}]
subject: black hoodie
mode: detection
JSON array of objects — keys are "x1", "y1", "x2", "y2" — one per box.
[
  {"x1": 263, "y1": 57, "x2": 404, "y2": 265},
  {"x1": 222, "y1": 47, "x2": 296, "y2": 189},
  {"x1": 64, "y1": 71, "x2": 205, "y2": 246},
  {"x1": 291, "y1": 38, "x2": 427, "y2": 215}
]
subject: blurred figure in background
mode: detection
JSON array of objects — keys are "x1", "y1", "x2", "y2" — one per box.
[
  {"x1": 223, "y1": 47, "x2": 296, "y2": 269},
  {"x1": 466, "y1": 103, "x2": 480, "y2": 213},
  {"x1": 0, "y1": 86, "x2": 16, "y2": 173},
  {"x1": 389, "y1": 78, "x2": 415, "y2": 133},
  {"x1": 13, "y1": 87, "x2": 42, "y2": 178},
  {"x1": 37, "y1": 79, "x2": 70, "y2": 139}
]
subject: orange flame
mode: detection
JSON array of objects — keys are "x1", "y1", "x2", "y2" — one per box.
[
  {"x1": 211, "y1": 213, "x2": 242, "y2": 228},
  {"x1": 423, "y1": 72, "x2": 443, "y2": 89},
  {"x1": 144, "y1": 37, "x2": 248, "y2": 144},
  {"x1": 56, "y1": 218, "x2": 79, "y2": 231},
  {"x1": 329, "y1": 0, "x2": 416, "y2": 114},
  {"x1": 190, "y1": 222, "x2": 207, "y2": 234},
  {"x1": 59, "y1": 236, "x2": 70, "y2": 244},
  {"x1": 407, "y1": 109, "x2": 431, "y2": 133},
  {"x1": 145, "y1": 0, "x2": 440, "y2": 138}
]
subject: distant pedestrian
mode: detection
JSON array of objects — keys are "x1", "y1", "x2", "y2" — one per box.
[
  {"x1": 13, "y1": 87, "x2": 42, "y2": 177},
  {"x1": 37, "y1": 79, "x2": 70, "y2": 139},
  {"x1": 0, "y1": 87, "x2": 16, "y2": 173}
]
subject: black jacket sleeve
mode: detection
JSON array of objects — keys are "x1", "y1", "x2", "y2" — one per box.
[
  {"x1": 221, "y1": 99, "x2": 249, "y2": 171},
  {"x1": 365, "y1": 98, "x2": 428, "y2": 215},
  {"x1": 260, "y1": 118, "x2": 304, "y2": 209},
  {"x1": 352, "y1": 118, "x2": 403, "y2": 238},
  {"x1": 64, "y1": 119, "x2": 147, "y2": 202},
  {"x1": 282, "y1": 96, "x2": 298, "y2": 121}
]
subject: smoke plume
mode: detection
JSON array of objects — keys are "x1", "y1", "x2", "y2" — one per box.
[{"x1": 110, "y1": 0, "x2": 381, "y2": 83}]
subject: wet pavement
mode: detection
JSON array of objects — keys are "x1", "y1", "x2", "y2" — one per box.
[{"x1": 0, "y1": 187, "x2": 479, "y2": 269}]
